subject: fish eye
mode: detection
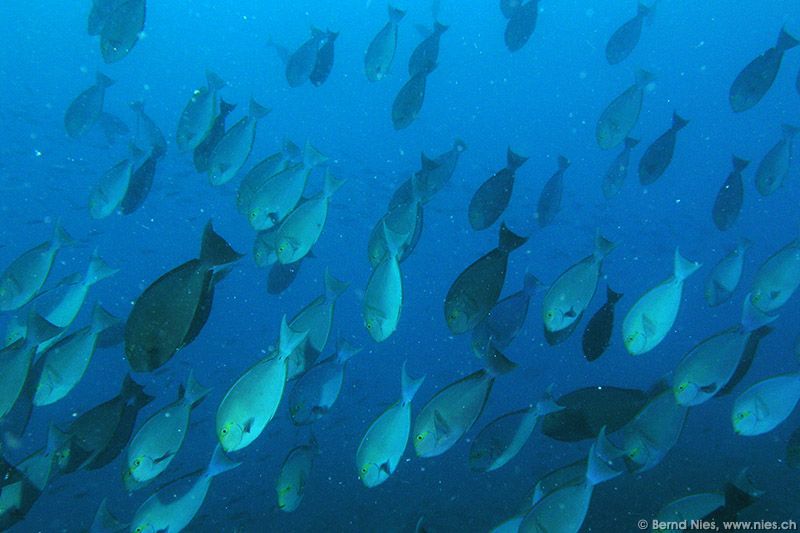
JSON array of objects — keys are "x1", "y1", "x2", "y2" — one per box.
[
  {"x1": 133, "y1": 458, "x2": 141, "y2": 468},
  {"x1": 545, "y1": 311, "x2": 553, "y2": 319},
  {"x1": 365, "y1": 321, "x2": 372, "y2": 330},
  {"x1": 416, "y1": 434, "x2": 424, "y2": 441},
  {"x1": 678, "y1": 383, "x2": 687, "y2": 392},
  {"x1": 360, "y1": 466, "x2": 369, "y2": 474}
]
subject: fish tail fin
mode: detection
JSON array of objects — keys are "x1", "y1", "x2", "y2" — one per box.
[
  {"x1": 454, "y1": 137, "x2": 468, "y2": 152},
  {"x1": 206, "y1": 70, "x2": 226, "y2": 91},
  {"x1": 740, "y1": 294, "x2": 778, "y2": 333},
  {"x1": 607, "y1": 285, "x2": 624, "y2": 304},
  {"x1": 219, "y1": 98, "x2": 236, "y2": 116},
  {"x1": 671, "y1": 111, "x2": 689, "y2": 131},
  {"x1": 420, "y1": 152, "x2": 439, "y2": 171},
  {"x1": 557, "y1": 155, "x2": 571, "y2": 170},
  {"x1": 26, "y1": 311, "x2": 61, "y2": 344},
  {"x1": 91, "y1": 498, "x2": 126, "y2": 533},
  {"x1": 200, "y1": 221, "x2": 243, "y2": 267},
  {"x1": 737, "y1": 237, "x2": 752, "y2": 253},
  {"x1": 383, "y1": 222, "x2": 407, "y2": 259},
  {"x1": 506, "y1": 147, "x2": 528, "y2": 171},
  {"x1": 587, "y1": 427, "x2": 624, "y2": 486},
  {"x1": 400, "y1": 360, "x2": 425, "y2": 404},
  {"x1": 781, "y1": 123, "x2": 800, "y2": 139},
  {"x1": 206, "y1": 444, "x2": 241, "y2": 478},
  {"x1": 323, "y1": 169, "x2": 346, "y2": 199},
  {"x1": 85, "y1": 249, "x2": 118, "y2": 286},
  {"x1": 121, "y1": 374, "x2": 154, "y2": 408},
  {"x1": 303, "y1": 141, "x2": 329, "y2": 168},
  {"x1": 593, "y1": 231, "x2": 616, "y2": 261},
  {"x1": 637, "y1": 1, "x2": 651, "y2": 16},
  {"x1": 96, "y1": 72, "x2": 115, "y2": 88},
  {"x1": 434, "y1": 21, "x2": 448, "y2": 34},
  {"x1": 732, "y1": 156, "x2": 749, "y2": 172},
  {"x1": 52, "y1": 221, "x2": 75, "y2": 248},
  {"x1": 635, "y1": 69, "x2": 654, "y2": 86},
  {"x1": 624, "y1": 136, "x2": 640, "y2": 149},
  {"x1": 282, "y1": 138, "x2": 302, "y2": 159},
  {"x1": 180, "y1": 370, "x2": 212, "y2": 408},
  {"x1": 483, "y1": 344, "x2": 518, "y2": 375},
  {"x1": 129, "y1": 141, "x2": 146, "y2": 160},
  {"x1": 722, "y1": 482, "x2": 756, "y2": 517},
  {"x1": 498, "y1": 223, "x2": 527, "y2": 253},
  {"x1": 523, "y1": 271, "x2": 540, "y2": 293},
  {"x1": 534, "y1": 386, "x2": 564, "y2": 416},
  {"x1": 249, "y1": 98, "x2": 271, "y2": 120},
  {"x1": 278, "y1": 315, "x2": 309, "y2": 360},
  {"x1": 90, "y1": 304, "x2": 119, "y2": 335},
  {"x1": 335, "y1": 337, "x2": 362, "y2": 365},
  {"x1": 324, "y1": 268, "x2": 350, "y2": 300},
  {"x1": 673, "y1": 248, "x2": 701, "y2": 281},
  {"x1": 46, "y1": 423, "x2": 70, "y2": 456},
  {"x1": 388, "y1": 5, "x2": 406, "y2": 23},
  {"x1": 777, "y1": 28, "x2": 800, "y2": 52}
]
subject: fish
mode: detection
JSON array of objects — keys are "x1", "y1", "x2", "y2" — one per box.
[
  {"x1": 659, "y1": 483, "x2": 755, "y2": 527},
  {"x1": 365, "y1": 6, "x2": 406, "y2": 81},
  {"x1": 581, "y1": 286, "x2": 623, "y2": 362},
  {"x1": 0, "y1": 222, "x2": 73, "y2": 312},
  {"x1": 392, "y1": 70, "x2": 430, "y2": 130},
  {"x1": 542, "y1": 232, "x2": 616, "y2": 334},
  {"x1": 717, "y1": 326, "x2": 773, "y2": 398},
  {"x1": 389, "y1": 139, "x2": 467, "y2": 209},
  {"x1": 750, "y1": 234, "x2": 800, "y2": 313},
  {"x1": 622, "y1": 248, "x2": 701, "y2": 355},
  {"x1": 596, "y1": 69, "x2": 653, "y2": 150},
  {"x1": 368, "y1": 177, "x2": 424, "y2": 267},
  {"x1": 445, "y1": 223, "x2": 527, "y2": 334},
  {"x1": 408, "y1": 21, "x2": 447, "y2": 76},
  {"x1": 357, "y1": 362, "x2": 424, "y2": 487},
  {"x1": 98, "y1": 111, "x2": 130, "y2": 145},
  {"x1": 605, "y1": 1, "x2": 652, "y2": 65},
  {"x1": 504, "y1": 0, "x2": 538, "y2": 52},
  {"x1": 237, "y1": 140, "x2": 301, "y2": 216},
  {"x1": 310, "y1": 31, "x2": 339, "y2": 87},
  {"x1": 733, "y1": 373, "x2": 800, "y2": 436},
  {"x1": 730, "y1": 27, "x2": 799, "y2": 112},
  {"x1": 788, "y1": 426, "x2": 800, "y2": 469},
  {"x1": 500, "y1": 0, "x2": 522, "y2": 19},
  {"x1": 287, "y1": 339, "x2": 361, "y2": 426},
  {"x1": 208, "y1": 99, "x2": 271, "y2": 186},
  {"x1": 268, "y1": 259, "x2": 306, "y2": 295},
  {"x1": 34, "y1": 249, "x2": 117, "y2": 328},
  {"x1": 99, "y1": 0, "x2": 146, "y2": 63},
  {"x1": 55, "y1": 374, "x2": 154, "y2": 473},
  {"x1": 194, "y1": 99, "x2": 236, "y2": 173},
  {"x1": 276, "y1": 438, "x2": 318, "y2": 512},
  {"x1": 535, "y1": 155, "x2": 571, "y2": 227},
  {"x1": 32, "y1": 304, "x2": 118, "y2": 407},
  {"x1": 129, "y1": 100, "x2": 167, "y2": 159},
  {"x1": 90, "y1": 498, "x2": 128, "y2": 533},
  {"x1": 216, "y1": 317, "x2": 307, "y2": 452},
  {"x1": 286, "y1": 28, "x2": 327, "y2": 87},
  {"x1": 705, "y1": 239, "x2": 750, "y2": 307},
  {"x1": 754, "y1": 124, "x2": 799, "y2": 196},
  {"x1": 89, "y1": 158, "x2": 133, "y2": 219},
  {"x1": 118, "y1": 146, "x2": 158, "y2": 215},
  {"x1": 176, "y1": 71, "x2": 226, "y2": 152},
  {"x1": 469, "y1": 393, "x2": 562, "y2": 472},
  {"x1": 87, "y1": 0, "x2": 128, "y2": 35},
  {"x1": 541, "y1": 385, "x2": 649, "y2": 442},
  {"x1": 638, "y1": 111, "x2": 689, "y2": 185},
  {"x1": 130, "y1": 445, "x2": 239, "y2": 533},
  {"x1": 64, "y1": 73, "x2": 114, "y2": 138},
  {"x1": 124, "y1": 222, "x2": 243, "y2": 372},
  {"x1": 602, "y1": 137, "x2": 639, "y2": 198},
  {"x1": 364, "y1": 224, "x2": 405, "y2": 342},
  {"x1": 275, "y1": 170, "x2": 345, "y2": 264},
  {"x1": 712, "y1": 156, "x2": 749, "y2": 231},
  {"x1": 673, "y1": 297, "x2": 777, "y2": 407},
  {"x1": 413, "y1": 369, "x2": 494, "y2": 458},
  {"x1": 123, "y1": 372, "x2": 210, "y2": 491},
  {"x1": 468, "y1": 147, "x2": 528, "y2": 231}
]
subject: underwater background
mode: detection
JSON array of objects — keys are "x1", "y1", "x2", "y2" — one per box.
[{"x1": 1, "y1": 0, "x2": 800, "y2": 531}]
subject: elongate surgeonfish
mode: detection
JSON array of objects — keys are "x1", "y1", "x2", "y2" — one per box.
[
  {"x1": 124, "y1": 221, "x2": 243, "y2": 372},
  {"x1": 468, "y1": 148, "x2": 528, "y2": 231},
  {"x1": 389, "y1": 138, "x2": 467, "y2": 209},
  {"x1": 89, "y1": 157, "x2": 133, "y2": 219},
  {"x1": 365, "y1": 6, "x2": 406, "y2": 82},
  {"x1": 732, "y1": 371, "x2": 800, "y2": 436},
  {"x1": 408, "y1": 22, "x2": 447, "y2": 76},
  {"x1": 602, "y1": 137, "x2": 639, "y2": 199},
  {"x1": 749, "y1": 233, "x2": 800, "y2": 314},
  {"x1": 208, "y1": 99, "x2": 271, "y2": 186},
  {"x1": 445, "y1": 223, "x2": 527, "y2": 335},
  {"x1": 285, "y1": 28, "x2": 327, "y2": 88},
  {"x1": 638, "y1": 111, "x2": 689, "y2": 185},
  {"x1": 392, "y1": 70, "x2": 431, "y2": 130},
  {"x1": 787, "y1": 425, "x2": 800, "y2": 469},
  {"x1": 64, "y1": 73, "x2": 114, "y2": 139},
  {"x1": 194, "y1": 99, "x2": 236, "y2": 173},
  {"x1": 654, "y1": 484, "x2": 755, "y2": 528},
  {"x1": 310, "y1": 31, "x2": 338, "y2": 87},
  {"x1": 535, "y1": 155, "x2": 571, "y2": 228},
  {"x1": 176, "y1": 71, "x2": 226, "y2": 152},
  {"x1": 705, "y1": 239, "x2": 750, "y2": 307},
  {"x1": 605, "y1": 1, "x2": 653, "y2": 65},
  {"x1": 712, "y1": 156, "x2": 749, "y2": 231},
  {"x1": 504, "y1": 0, "x2": 539, "y2": 52},
  {"x1": 364, "y1": 224, "x2": 406, "y2": 342},
  {"x1": 276, "y1": 437, "x2": 318, "y2": 512},
  {"x1": 98, "y1": 0, "x2": 146, "y2": 63},
  {"x1": 730, "y1": 27, "x2": 799, "y2": 113},
  {"x1": 754, "y1": 124, "x2": 798, "y2": 196},
  {"x1": 596, "y1": 69, "x2": 653, "y2": 150},
  {"x1": 581, "y1": 286, "x2": 623, "y2": 362}
]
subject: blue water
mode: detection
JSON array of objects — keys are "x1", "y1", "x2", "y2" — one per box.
[{"x1": 1, "y1": 0, "x2": 800, "y2": 531}]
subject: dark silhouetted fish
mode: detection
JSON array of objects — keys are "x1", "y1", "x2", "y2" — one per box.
[
  {"x1": 310, "y1": 31, "x2": 338, "y2": 87},
  {"x1": 392, "y1": 70, "x2": 430, "y2": 130},
  {"x1": 99, "y1": 0, "x2": 146, "y2": 63},
  {"x1": 445, "y1": 223, "x2": 527, "y2": 335},
  {"x1": 544, "y1": 314, "x2": 581, "y2": 346},
  {"x1": 468, "y1": 147, "x2": 528, "y2": 230},
  {"x1": 754, "y1": 124, "x2": 798, "y2": 196},
  {"x1": 268, "y1": 257, "x2": 307, "y2": 295},
  {"x1": 504, "y1": 0, "x2": 538, "y2": 52},
  {"x1": 365, "y1": 5, "x2": 406, "y2": 81},
  {"x1": 130, "y1": 100, "x2": 166, "y2": 158},
  {"x1": 286, "y1": 28, "x2": 326, "y2": 87},
  {"x1": 124, "y1": 222, "x2": 243, "y2": 372},
  {"x1": 638, "y1": 111, "x2": 689, "y2": 185},
  {"x1": 788, "y1": 425, "x2": 800, "y2": 469},
  {"x1": 389, "y1": 138, "x2": 467, "y2": 209},
  {"x1": 605, "y1": 1, "x2": 652, "y2": 65},
  {"x1": 500, "y1": 0, "x2": 522, "y2": 19},
  {"x1": 581, "y1": 286, "x2": 623, "y2": 362},
  {"x1": 716, "y1": 326, "x2": 772, "y2": 397},
  {"x1": 730, "y1": 27, "x2": 799, "y2": 113},
  {"x1": 602, "y1": 137, "x2": 639, "y2": 198},
  {"x1": 97, "y1": 112, "x2": 129, "y2": 145},
  {"x1": 596, "y1": 69, "x2": 653, "y2": 149},
  {"x1": 64, "y1": 73, "x2": 114, "y2": 138},
  {"x1": 712, "y1": 156, "x2": 748, "y2": 231},
  {"x1": 536, "y1": 155, "x2": 571, "y2": 227},
  {"x1": 119, "y1": 148, "x2": 157, "y2": 215},
  {"x1": 541, "y1": 386, "x2": 648, "y2": 442},
  {"x1": 409, "y1": 22, "x2": 447, "y2": 76},
  {"x1": 88, "y1": 0, "x2": 127, "y2": 35},
  {"x1": 194, "y1": 99, "x2": 236, "y2": 173}
]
